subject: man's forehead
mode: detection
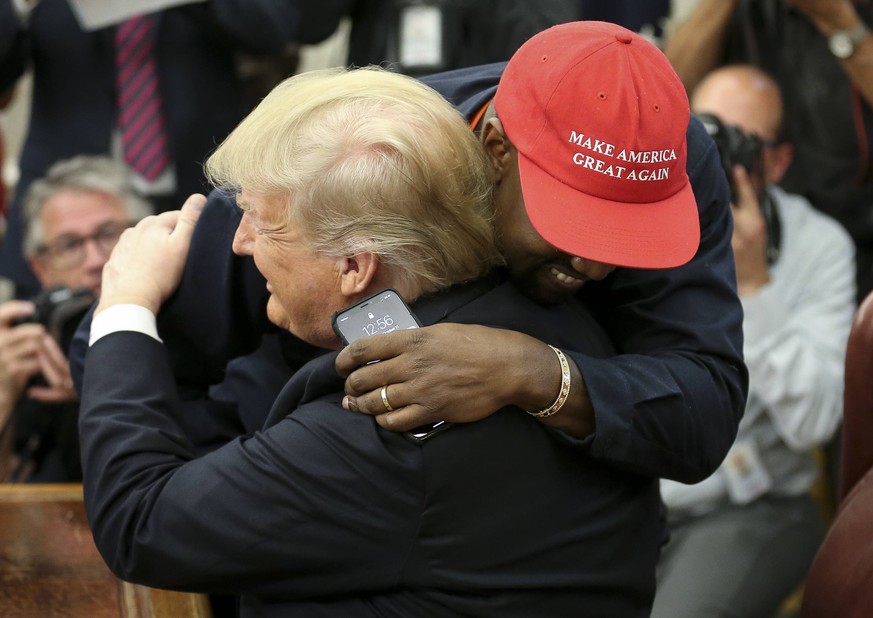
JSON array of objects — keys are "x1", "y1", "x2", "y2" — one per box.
[{"x1": 41, "y1": 190, "x2": 127, "y2": 229}]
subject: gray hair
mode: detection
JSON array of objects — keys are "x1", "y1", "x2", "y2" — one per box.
[{"x1": 22, "y1": 155, "x2": 153, "y2": 258}]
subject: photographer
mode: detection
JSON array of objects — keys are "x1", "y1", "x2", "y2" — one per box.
[
  {"x1": 0, "y1": 156, "x2": 150, "y2": 482},
  {"x1": 652, "y1": 65, "x2": 857, "y2": 618},
  {"x1": 664, "y1": 0, "x2": 873, "y2": 300}
]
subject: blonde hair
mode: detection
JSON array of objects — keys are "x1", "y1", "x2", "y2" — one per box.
[{"x1": 205, "y1": 67, "x2": 502, "y2": 297}]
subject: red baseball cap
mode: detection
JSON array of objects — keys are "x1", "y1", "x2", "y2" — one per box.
[{"x1": 494, "y1": 21, "x2": 700, "y2": 269}]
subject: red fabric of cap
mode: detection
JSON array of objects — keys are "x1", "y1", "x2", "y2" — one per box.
[{"x1": 494, "y1": 21, "x2": 700, "y2": 269}]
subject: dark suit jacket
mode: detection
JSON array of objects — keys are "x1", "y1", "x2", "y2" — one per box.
[
  {"x1": 0, "y1": 0, "x2": 304, "y2": 296},
  {"x1": 81, "y1": 274, "x2": 662, "y2": 617}
]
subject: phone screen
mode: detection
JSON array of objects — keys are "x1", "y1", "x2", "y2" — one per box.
[{"x1": 332, "y1": 289, "x2": 421, "y2": 345}]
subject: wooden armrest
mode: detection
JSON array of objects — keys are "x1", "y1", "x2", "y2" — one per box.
[{"x1": 0, "y1": 483, "x2": 212, "y2": 618}]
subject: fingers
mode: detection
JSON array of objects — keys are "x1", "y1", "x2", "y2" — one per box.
[
  {"x1": 342, "y1": 394, "x2": 434, "y2": 433},
  {"x1": 27, "y1": 384, "x2": 77, "y2": 403},
  {"x1": 27, "y1": 335, "x2": 76, "y2": 402},
  {"x1": 343, "y1": 380, "x2": 408, "y2": 416},
  {"x1": 343, "y1": 382, "x2": 441, "y2": 433},
  {"x1": 335, "y1": 330, "x2": 411, "y2": 379},
  {"x1": 97, "y1": 194, "x2": 206, "y2": 314},
  {"x1": 374, "y1": 405, "x2": 435, "y2": 433},
  {"x1": 37, "y1": 335, "x2": 72, "y2": 389},
  {"x1": 341, "y1": 351, "x2": 418, "y2": 401},
  {"x1": 0, "y1": 322, "x2": 44, "y2": 370},
  {"x1": 0, "y1": 323, "x2": 45, "y2": 401},
  {"x1": 0, "y1": 301, "x2": 36, "y2": 328},
  {"x1": 173, "y1": 193, "x2": 207, "y2": 243},
  {"x1": 730, "y1": 165, "x2": 757, "y2": 211}
]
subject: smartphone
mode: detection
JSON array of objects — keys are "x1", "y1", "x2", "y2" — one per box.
[
  {"x1": 331, "y1": 288, "x2": 421, "y2": 345},
  {"x1": 331, "y1": 289, "x2": 451, "y2": 444}
]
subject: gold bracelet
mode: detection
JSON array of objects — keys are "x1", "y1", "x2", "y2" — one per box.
[{"x1": 528, "y1": 345, "x2": 571, "y2": 418}]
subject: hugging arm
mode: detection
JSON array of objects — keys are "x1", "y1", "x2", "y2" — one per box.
[{"x1": 338, "y1": 118, "x2": 748, "y2": 483}]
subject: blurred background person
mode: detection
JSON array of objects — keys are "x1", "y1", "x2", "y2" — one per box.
[
  {"x1": 578, "y1": 0, "x2": 670, "y2": 42},
  {"x1": 0, "y1": 85, "x2": 11, "y2": 220},
  {"x1": 295, "y1": 0, "x2": 578, "y2": 77},
  {"x1": 293, "y1": 0, "x2": 673, "y2": 78},
  {"x1": 664, "y1": 0, "x2": 873, "y2": 301},
  {"x1": 0, "y1": 0, "x2": 309, "y2": 300},
  {"x1": 0, "y1": 155, "x2": 150, "y2": 483},
  {"x1": 652, "y1": 65, "x2": 857, "y2": 618}
]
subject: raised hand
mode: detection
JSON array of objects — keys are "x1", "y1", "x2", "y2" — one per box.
[
  {"x1": 729, "y1": 166, "x2": 771, "y2": 296},
  {"x1": 98, "y1": 193, "x2": 207, "y2": 315}
]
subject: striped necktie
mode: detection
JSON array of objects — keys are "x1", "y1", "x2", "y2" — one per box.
[{"x1": 114, "y1": 15, "x2": 170, "y2": 181}]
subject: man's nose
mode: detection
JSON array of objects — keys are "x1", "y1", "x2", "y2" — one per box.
[
  {"x1": 569, "y1": 256, "x2": 616, "y2": 281},
  {"x1": 232, "y1": 216, "x2": 254, "y2": 256}
]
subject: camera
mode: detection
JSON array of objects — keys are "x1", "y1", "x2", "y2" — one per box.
[
  {"x1": 697, "y1": 113, "x2": 765, "y2": 198},
  {"x1": 697, "y1": 112, "x2": 781, "y2": 264},
  {"x1": 12, "y1": 286, "x2": 96, "y2": 355}
]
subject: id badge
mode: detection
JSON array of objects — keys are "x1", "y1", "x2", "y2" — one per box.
[
  {"x1": 722, "y1": 439, "x2": 773, "y2": 505},
  {"x1": 398, "y1": 4, "x2": 443, "y2": 69}
]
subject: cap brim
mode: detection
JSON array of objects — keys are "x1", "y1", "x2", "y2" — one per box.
[{"x1": 516, "y1": 151, "x2": 700, "y2": 269}]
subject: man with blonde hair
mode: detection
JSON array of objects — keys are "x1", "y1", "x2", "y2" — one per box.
[{"x1": 78, "y1": 68, "x2": 652, "y2": 616}]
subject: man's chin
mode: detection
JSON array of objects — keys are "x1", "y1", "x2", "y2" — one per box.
[{"x1": 266, "y1": 299, "x2": 291, "y2": 332}]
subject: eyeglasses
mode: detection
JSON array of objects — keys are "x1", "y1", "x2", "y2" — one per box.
[{"x1": 36, "y1": 221, "x2": 131, "y2": 269}]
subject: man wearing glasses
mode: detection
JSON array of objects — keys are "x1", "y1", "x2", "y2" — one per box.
[{"x1": 0, "y1": 155, "x2": 150, "y2": 482}]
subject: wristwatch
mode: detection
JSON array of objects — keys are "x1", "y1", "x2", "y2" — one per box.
[{"x1": 828, "y1": 23, "x2": 871, "y2": 59}]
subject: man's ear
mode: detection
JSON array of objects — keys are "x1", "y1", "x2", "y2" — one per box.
[
  {"x1": 764, "y1": 142, "x2": 794, "y2": 184},
  {"x1": 481, "y1": 118, "x2": 512, "y2": 184},
  {"x1": 338, "y1": 251, "x2": 379, "y2": 296}
]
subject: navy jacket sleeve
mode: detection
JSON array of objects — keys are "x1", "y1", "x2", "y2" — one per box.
[
  {"x1": 156, "y1": 188, "x2": 273, "y2": 387},
  {"x1": 575, "y1": 116, "x2": 747, "y2": 482},
  {"x1": 80, "y1": 332, "x2": 420, "y2": 594},
  {"x1": 420, "y1": 61, "x2": 505, "y2": 118},
  {"x1": 69, "y1": 189, "x2": 270, "y2": 394}
]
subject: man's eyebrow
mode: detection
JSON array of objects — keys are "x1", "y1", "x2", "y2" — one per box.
[{"x1": 236, "y1": 197, "x2": 252, "y2": 213}]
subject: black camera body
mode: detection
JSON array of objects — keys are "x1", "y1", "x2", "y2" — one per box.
[
  {"x1": 13, "y1": 286, "x2": 96, "y2": 355},
  {"x1": 697, "y1": 113, "x2": 765, "y2": 191},
  {"x1": 697, "y1": 112, "x2": 781, "y2": 264}
]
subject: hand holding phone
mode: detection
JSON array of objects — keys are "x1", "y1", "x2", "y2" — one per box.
[{"x1": 332, "y1": 289, "x2": 451, "y2": 444}]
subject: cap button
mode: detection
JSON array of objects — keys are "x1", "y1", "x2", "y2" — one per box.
[{"x1": 615, "y1": 32, "x2": 633, "y2": 44}]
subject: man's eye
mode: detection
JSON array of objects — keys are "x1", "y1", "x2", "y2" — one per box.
[{"x1": 53, "y1": 237, "x2": 82, "y2": 253}]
